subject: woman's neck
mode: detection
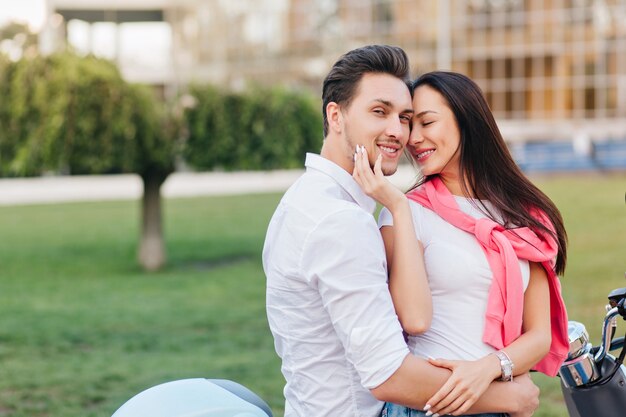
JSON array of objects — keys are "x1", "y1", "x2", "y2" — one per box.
[{"x1": 438, "y1": 173, "x2": 474, "y2": 198}]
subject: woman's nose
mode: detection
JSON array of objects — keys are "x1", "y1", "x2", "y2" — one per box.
[{"x1": 409, "y1": 128, "x2": 423, "y2": 145}]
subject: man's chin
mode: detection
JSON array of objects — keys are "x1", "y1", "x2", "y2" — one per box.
[{"x1": 381, "y1": 165, "x2": 398, "y2": 176}]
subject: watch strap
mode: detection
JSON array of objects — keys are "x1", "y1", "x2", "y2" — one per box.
[{"x1": 494, "y1": 350, "x2": 514, "y2": 381}]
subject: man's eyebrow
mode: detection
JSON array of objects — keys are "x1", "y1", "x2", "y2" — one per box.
[
  {"x1": 372, "y1": 99, "x2": 414, "y2": 114},
  {"x1": 415, "y1": 110, "x2": 438, "y2": 118},
  {"x1": 372, "y1": 98, "x2": 393, "y2": 107}
]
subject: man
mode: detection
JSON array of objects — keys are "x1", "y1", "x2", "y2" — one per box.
[{"x1": 262, "y1": 45, "x2": 539, "y2": 417}]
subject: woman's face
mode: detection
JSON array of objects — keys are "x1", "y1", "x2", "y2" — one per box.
[{"x1": 408, "y1": 85, "x2": 462, "y2": 181}]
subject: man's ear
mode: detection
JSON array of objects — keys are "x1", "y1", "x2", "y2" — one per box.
[{"x1": 326, "y1": 102, "x2": 343, "y2": 134}]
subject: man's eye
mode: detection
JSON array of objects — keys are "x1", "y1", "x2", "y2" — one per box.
[{"x1": 422, "y1": 121, "x2": 434, "y2": 126}]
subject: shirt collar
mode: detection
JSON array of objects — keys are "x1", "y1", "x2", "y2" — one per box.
[{"x1": 305, "y1": 153, "x2": 377, "y2": 214}]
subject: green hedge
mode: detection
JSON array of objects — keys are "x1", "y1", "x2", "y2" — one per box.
[
  {"x1": 0, "y1": 52, "x2": 172, "y2": 178},
  {"x1": 182, "y1": 85, "x2": 323, "y2": 171},
  {"x1": 0, "y1": 51, "x2": 322, "y2": 176}
]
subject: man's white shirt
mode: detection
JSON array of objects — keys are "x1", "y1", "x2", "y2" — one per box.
[{"x1": 263, "y1": 153, "x2": 409, "y2": 417}]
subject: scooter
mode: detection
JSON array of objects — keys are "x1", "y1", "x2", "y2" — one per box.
[
  {"x1": 559, "y1": 284, "x2": 626, "y2": 416},
  {"x1": 111, "y1": 378, "x2": 273, "y2": 417},
  {"x1": 111, "y1": 284, "x2": 626, "y2": 417}
]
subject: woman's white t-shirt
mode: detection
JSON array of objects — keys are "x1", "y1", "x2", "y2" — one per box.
[{"x1": 378, "y1": 196, "x2": 530, "y2": 360}]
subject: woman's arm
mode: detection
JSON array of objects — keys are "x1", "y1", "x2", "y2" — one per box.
[
  {"x1": 424, "y1": 261, "x2": 552, "y2": 415},
  {"x1": 352, "y1": 148, "x2": 432, "y2": 334},
  {"x1": 381, "y1": 224, "x2": 432, "y2": 335},
  {"x1": 502, "y1": 261, "x2": 552, "y2": 375}
]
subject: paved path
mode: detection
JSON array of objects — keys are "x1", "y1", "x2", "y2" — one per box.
[{"x1": 0, "y1": 166, "x2": 418, "y2": 206}]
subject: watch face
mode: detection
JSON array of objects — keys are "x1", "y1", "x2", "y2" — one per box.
[{"x1": 496, "y1": 351, "x2": 514, "y2": 381}]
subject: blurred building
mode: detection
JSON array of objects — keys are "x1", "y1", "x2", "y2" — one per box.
[
  {"x1": 42, "y1": 0, "x2": 172, "y2": 90},
  {"x1": 44, "y1": 0, "x2": 626, "y2": 155}
]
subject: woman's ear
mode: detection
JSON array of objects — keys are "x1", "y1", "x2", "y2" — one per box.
[{"x1": 326, "y1": 102, "x2": 343, "y2": 134}]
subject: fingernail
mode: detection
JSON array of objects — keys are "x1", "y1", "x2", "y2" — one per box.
[
  {"x1": 433, "y1": 414, "x2": 440, "y2": 417},
  {"x1": 423, "y1": 404, "x2": 431, "y2": 411},
  {"x1": 424, "y1": 411, "x2": 433, "y2": 417}
]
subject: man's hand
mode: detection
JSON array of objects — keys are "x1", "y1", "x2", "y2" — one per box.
[{"x1": 509, "y1": 373, "x2": 539, "y2": 417}]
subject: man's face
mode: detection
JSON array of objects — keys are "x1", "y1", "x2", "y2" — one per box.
[{"x1": 341, "y1": 73, "x2": 413, "y2": 176}]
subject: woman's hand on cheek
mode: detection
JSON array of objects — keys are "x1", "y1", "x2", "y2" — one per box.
[{"x1": 352, "y1": 145, "x2": 405, "y2": 211}]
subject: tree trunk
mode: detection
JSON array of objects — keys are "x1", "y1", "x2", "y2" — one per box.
[{"x1": 138, "y1": 173, "x2": 166, "y2": 271}]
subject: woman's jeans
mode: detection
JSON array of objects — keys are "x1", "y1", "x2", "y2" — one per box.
[{"x1": 382, "y1": 402, "x2": 507, "y2": 417}]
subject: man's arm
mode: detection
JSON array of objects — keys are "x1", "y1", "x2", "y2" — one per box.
[
  {"x1": 302, "y1": 210, "x2": 538, "y2": 416},
  {"x1": 371, "y1": 354, "x2": 539, "y2": 416}
]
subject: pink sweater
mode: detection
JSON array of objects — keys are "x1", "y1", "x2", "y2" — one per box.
[{"x1": 407, "y1": 177, "x2": 568, "y2": 377}]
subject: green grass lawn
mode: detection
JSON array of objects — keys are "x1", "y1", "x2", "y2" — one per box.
[{"x1": 0, "y1": 172, "x2": 624, "y2": 417}]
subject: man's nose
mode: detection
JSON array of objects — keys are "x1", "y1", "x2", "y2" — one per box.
[{"x1": 386, "y1": 117, "x2": 405, "y2": 139}]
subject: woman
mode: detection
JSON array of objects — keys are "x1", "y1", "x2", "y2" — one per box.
[{"x1": 353, "y1": 71, "x2": 569, "y2": 417}]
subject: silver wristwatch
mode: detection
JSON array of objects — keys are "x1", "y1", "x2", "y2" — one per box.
[{"x1": 494, "y1": 350, "x2": 514, "y2": 381}]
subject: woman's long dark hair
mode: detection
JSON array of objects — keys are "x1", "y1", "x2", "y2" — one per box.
[{"x1": 412, "y1": 71, "x2": 567, "y2": 274}]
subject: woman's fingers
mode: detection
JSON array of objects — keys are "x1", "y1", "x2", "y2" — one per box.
[
  {"x1": 435, "y1": 389, "x2": 476, "y2": 416},
  {"x1": 425, "y1": 379, "x2": 455, "y2": 413},
  {"x1": 353, "y1": 145, "x2": 375, "y2": 189},
  {"x1": 427, "y1": 369, "x2": 485, "y2": 416},
  {"x1": 428, "y1": 358, "x2": 456, "y2": 370},
  {"x1": 359, "y1": 146, "x2": 374, "y2": 179},
  {"x1": 428, "y1": 384, "x2": 470, "y2": 416},
  {"x1": 352, "y1": 146, "x2": 366, "y2": 183},
  {"x1": 435, "y1": 393, "x2": 471, "y2": 416},
  {"x1": 425, "y1": 358, "x2": 459, "y2": 411},
  {"x1": 373, "y1": 153, "x2": 383, "y2": 177}
]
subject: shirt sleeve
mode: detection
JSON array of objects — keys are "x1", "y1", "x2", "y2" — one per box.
[
  {"x1": 300, "y1": 208, "x2": 409, "y2": 389},
  {"x1": 378, "y1": 201, "x2": 423, "y2": 241},
  {"x1": 377, "y1": 206, "x2": 394, "y2": 228}
]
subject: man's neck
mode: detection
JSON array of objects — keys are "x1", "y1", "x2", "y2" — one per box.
[{"x1": 320, "y1": 136, "x2": 353, "y2": 174}]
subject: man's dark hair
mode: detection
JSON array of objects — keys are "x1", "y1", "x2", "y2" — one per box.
[{"x1": 321, "y1": 45, "x2": 411, "y2": 137}]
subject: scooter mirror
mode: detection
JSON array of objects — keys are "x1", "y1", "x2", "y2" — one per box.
[
  {"x1": 618, "y1": 298, "x2": 626, "y2": 320},
  {"x1": 607, "y1": 287, "x2": 626, "y2": 308}
]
